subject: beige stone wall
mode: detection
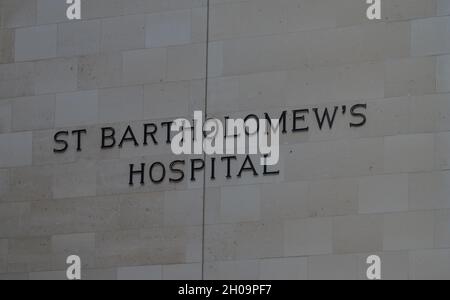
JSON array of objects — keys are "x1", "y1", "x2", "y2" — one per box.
[{"x1": 0, "y1": 0, "x2": 449, "y2": 280}]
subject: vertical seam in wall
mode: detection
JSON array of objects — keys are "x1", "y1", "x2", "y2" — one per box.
[{"x1": 201, "y1": 0, "x2": 210, "y2": 281}]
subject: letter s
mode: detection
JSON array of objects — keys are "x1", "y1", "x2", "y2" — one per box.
[
  {"x1": 350, "y1": 104, "x2": 367, "y2": 128},
  {"x1": 54, "y1": 131, "x2": 69, "y2": 153}
]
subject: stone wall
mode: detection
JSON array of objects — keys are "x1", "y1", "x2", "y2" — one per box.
[{"x1": 0, "y1": 0, "x2": 449, "y2": 280}]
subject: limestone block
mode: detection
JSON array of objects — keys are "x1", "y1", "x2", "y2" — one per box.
[
  {"x1": 0, "y1": 273, "x2": 28, "y2": 280},
  {"x1": 51, "y1": 233, "x2": 95, "y2": 254},
  {"x1": 220, "y1": 22, "x2": 410, "y2": 77},
  {"x1": 101, "y1": 15, "x2": 146, "y2": 52},
  {"x1": 34, "y1": 58, "x2": 78, "y2": 95},
  {"x1": 260, "y1": 181, "x2": 309, "y2": 220},
  {"x1": 0, "y1": 202, "x2": 30, "y2": 237},
  {"x1": 6, "y1": 236, "x2": 51, "y2": 272},
  {"x1": 146, "y1": 10, "x2": 192, "y2": 48},
  {"x1": 436, "y1": 131, "x2": 450, "y2": 170},
  {"x1": 15, "y1": 25, "x2": 57, "y2": 62},
  {"x1": 99, "y1": 86, "x2": 143, "y2": 123},
  {"x1": 167, "y1": 43, "x2": 206, "y2": 81},
  {"x1": 220, "y1": 185, "x2": 261, "y2": 223},
  {"x1": 0, "y1": 0, "x2": 36, "y2": 28},
  {"x1": 55, "y1": 90, "x2": 98, "y2": 127},
  {"x1": 437, "y1": 55, "x2": 450, "y2": 93},
  {"x1": 52, "y1": 160, "x2": 97, "y2": 199},
  {"x1": 308, "y1": 178, "x2": 358, "y2": 217},
  {"x1": 3, "y1": 165, "x2": 53, "y2": 202},
  {"x1": 0, "y1": 100, "x2": 12, "y2": 133},
  {"x1": 36, "y1": 0, "x2": 68, "y2": 25},
  {"x1": 118, "y1": 193, "x2": 164, "y2": 230},
  {"x1": 0, "y1": 169, "x2": 9, "y2": 200},
  {"x1": 83, "y1": 0, "x2": 127, "y2": 19},
  {"x1": 84, "y1": 0, "x2": 205, "y2": 19},
  {"x1": 384, "y1": 134, "x2": 435, "y2": 174},
  {"x1": 96, "y1": 226, "x2": 201, "y2": 267},
  {"x1": 438, "y1": 0, "x2": 450, "y2": 16},
  {"x1": 284, "y1": 217, "x2": 333, "y2": 256},
  {"x1": 383, "y1": 0, "x2": 437, "y2": 21},
  {"x1": 0, "y1": 132, "x2": 32, "y2": 168},
  {"x1": 207, "y1": 41, "x2": 223, "y2": 78},
  {"x1": 0, "y1": 239, "x2": 8, "y2": 257},
  {"x1": 237, "y1": 71, "x2": 289, "y2": 111},
  {"x1": 205, "y1": 222, "x2": 284, "y2": 261},
  {"x1": 209, "y1": 0, "x2": 287, "y2": 41},
  {"x1": 259, "y1": 257, "x2": 308, "y2": 280},
  {"x1": 29, "y1": 197, "x2": 120, "y2": 236},
  {"x1": 435, "y1": 210, "x2": 450, "y2": 248},
  {"x1": 12, "y1": 95, "x2": 55, "y2": 131},
  {"x1": 359, "y1": 97, "x2": 410, "y2": 138},
  {"x1": 204, "y1": 188, "x2": 221, "y2": 225},
  {"x1": 164, "y1": 189, "x2": 203, "y2": 226},
  {"x1": 412, "y1": 16, "x2": 450, "y2": 56},
  {"x1": 409, "y1": 171, "x2": 450, "y2": 210},
  {"x1": 204, "y1": 260, "x2": 259, "y2": 280},
  {"x1": 308, "y1": 254, "x2": 359, "y2": 280},
  {"x1": 333, "y1": 215, "x2": 383, "y2": 254},
  {"x1": 77, "y1": 53, "x2": 122, "y2": 90},
  {"x1": 0, "y1": 62, "x2": 35, "y2": 99},
  {"x1": 83, "y1": 268, "x2": 117, "y2": 280},
  {"x1": 409, "y1": 94, "x2": 450, "y2": 133},
  {"x1": 123, "y1": 48, "x2": 167, "y2": 85},
  {"x1": 8, "y1": 237, "x2": 51, "y2": 272},
  {"x1": 289, "y1": 0, "x2": 338, "y2": 32},
  {"x1": 410, "y1": 249, "x2": 450, "y2": 280},
  {"x1": 162, "y1": 263, "x2": 202, "y2": 280},
  {"x1": 358, "y1": 174, "x2": 409, "y2": 214},
  {"x1": 284, "y1": 138, "x2": 384, "y2": 181},
  {"x1": 57, "y1": 20, "x2": 101, "y2": 57},
  {"x1": 0, "y1": 29, "x2": 14, "y2": 64},
  {"x1": 143, "y1": 81, "x2": 193, "y2": 119},
  {"x1": 207, "y1": 76, "x2": 240, "y2": 113},
  {"x1": 0, "y1": 258, "x2": 5, "y2": 274},
  {"x1": 29, "y1": 271, "x2": 66, "y2": 280},
  {"x1": 286, "y1": 62, "x2": 385, "y2": 106},
  {"x1": 383, "y1": 211, "x2": 435, "y2": 251},
  {"x1": 191, "y1": 7, "x2": 207, "y2": 43},
  {"x1": 385, "y1": 57, "x2": 436, "y2": 98}
]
